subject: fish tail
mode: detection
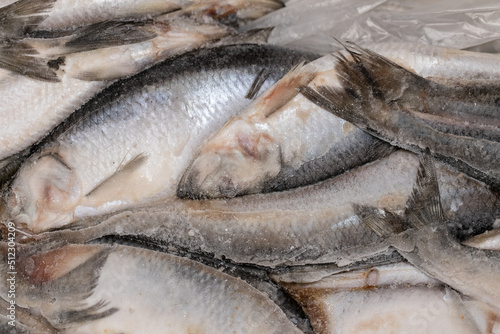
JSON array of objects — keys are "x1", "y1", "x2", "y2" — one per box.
[
  {"x1": 0, "y1": 0, "x2": 57, "y2": 37},
  {"x1": 298, "y1": 42, "x2": 428, "y2": 127},
  {"x1": 0, "y1": 40, "x2": 60, "y2": 81},
  {"x1": 0, "y1": 0, "x2": 60, "y2": 80}
]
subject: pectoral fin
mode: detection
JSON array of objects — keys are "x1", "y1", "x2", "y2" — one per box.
[
  {"x1": 18, "y1": 245, "x2": 118, "y2": 328},
  {"x1": 245, "y1": 68, "x2": 271, "y2": 99},
  {"x1": 353, "y1": 204, "x2": 404, "y2": 238},
  {"x1": 85, "y1": 153, "x2": 148, "y2": 202}
]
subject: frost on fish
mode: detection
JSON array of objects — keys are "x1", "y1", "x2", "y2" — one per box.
[
  {"x1": 1, "y1": 44, "x2": 318, "y2": 232},
  {"x1": 300, "y1": 43, "x2": 500, "y2": 191},
  {"x1": 358, "y1": 152, "x2": 500, "y2": 313},
  {"x1": 0, "y1": 244, "x2": 301, "y2": 333},
  {"x1": 26, "y1": 150, "x2": 500, "y2": 267},
  {"x1": 275, "y1": 262, "x2": 493, "y2": 334}
]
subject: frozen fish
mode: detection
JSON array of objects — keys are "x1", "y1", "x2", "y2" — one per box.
[
  {"x1": 31, "y1": 0, "x2": 283, "y2": 30},
  {"x1": 275, "y1": 262, "x2": 484, "y2": 334},
  {"x1": 179, "y1": 42, "x2": 500, "y2": 199},
  {"x1": 27, "y1": 151, "x2": 500, "y2": 267},
  {"x1": 0, "y1": 17, "x2": 239, "y2": 174},
  {"x1": 0, "y1": 0, "x2": 59, "y2": 80},
  {"x1": 0, "y1": 243, "x2": 301, "y2": 333},
  {"x1": 463, "y1": 229, "x2": 500, "y2": 251},
  {"x1": 1, "y1": 44, "x2": 318, "y2": 232}
]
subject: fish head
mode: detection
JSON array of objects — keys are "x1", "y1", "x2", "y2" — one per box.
[
  {"x1": 2, "y1": 153, "x2": 81, "y2": 233},
  {"x1": 177, "y1": 119, "x2": 281, "y2": 199}
]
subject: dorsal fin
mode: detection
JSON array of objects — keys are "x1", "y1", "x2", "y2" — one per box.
[{"x1": 405, "y1": 149, "x2": 444, "y2": 228}]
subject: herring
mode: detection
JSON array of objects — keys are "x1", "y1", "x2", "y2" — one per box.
[
  {"x1": 0, "y1": 17, "x2": 236, "y2": 171},
  {"x1": 33, "y1": 0, "x2": 284, "y2": 30},
  {"x1": 178, "y1": 42, "x2": 500, "y2": 200},
  {"x1": 27, "y1": 150, "x2": 500, "y2": 267},
  {"x1": 0, "y1": 243, "x2": 301, "y2": 333},
  {"x1": 1, "y1": 44, "x2": 318, "y2": 232},
  {"x1": 275, "y1": 262, "x2": 484, "y2": 334},
  {"x1": 177, "y1": 55, "x2": 394, "y2": 199}
]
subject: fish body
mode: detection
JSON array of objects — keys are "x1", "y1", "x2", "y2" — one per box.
[
  {"x1": 179, "y1": 43, "x2": 500, "y2": 199},
  {"x1": 276, "y1": 262, "x2": 486, "y2": 334},
  {"x1": 0, "y1": 18, "x2": 237, "y2": 166},
  {"x1": 463, "y1": 229, "x2": 500, "y2": 251},
  {"x1": 366, "y1": 42, "x2": 500, "y2": 81},
  {"x1": 178, "y1": 55, "x2": 395, "y2": 199},
  {"x1": 2, "y1": 44, "x2": 318, "y2": 232},
  {"x1": 29, "y1": 150, "x2": 500, "y2": 267},
  {"x1": 1, "y1": 244, "x2": 301, "y2": 333}
]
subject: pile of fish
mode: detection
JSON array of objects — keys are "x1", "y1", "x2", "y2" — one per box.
[{"x1": 1, "y1": 0, "x2": 500, "y2": 333}]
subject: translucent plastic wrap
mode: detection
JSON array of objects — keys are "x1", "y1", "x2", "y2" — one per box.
[{"x1": 243, "y1": 0, "x2": 500, "y2": 53}]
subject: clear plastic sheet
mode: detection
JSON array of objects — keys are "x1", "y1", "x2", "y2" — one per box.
[{"x1": 243, "y1": 0, "x2": 500, "y2": 54}]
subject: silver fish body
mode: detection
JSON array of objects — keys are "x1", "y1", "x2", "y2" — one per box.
[
  {"x1": 275, "y1": 262, "x2": 492, "y2": 334},
  {"x1": 2, "y1": 44, "x2": 318, "y2": 232},
  {"x1": 29, "y1": 150, "x2": 500, "y2": 267},
  {"x1": 0, "y1": 18, "x2": 236, "y2": 164},
  {"x1": 24, "y1": 0, "x2": 283, "y2": 30},
  {"x1": 1, "y1": 243, "x2": 301, "y2": 333}
]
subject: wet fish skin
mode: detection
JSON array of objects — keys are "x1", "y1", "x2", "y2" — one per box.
[
  {"x1": 26, "y1": 150, "x2": 500, "y2": 267},
  {"x1": 1, "y1": 44, "x2": 318, "y2": 233},
  {"x1": 359, "y1": 153, "x2": 500, "y2": 312},
  {"x1": 300, "y1": 44, "x2": 500, "y2": 190},
  {"x1": 1, "y1": 243, "x2": 301, "y2": 333}
]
